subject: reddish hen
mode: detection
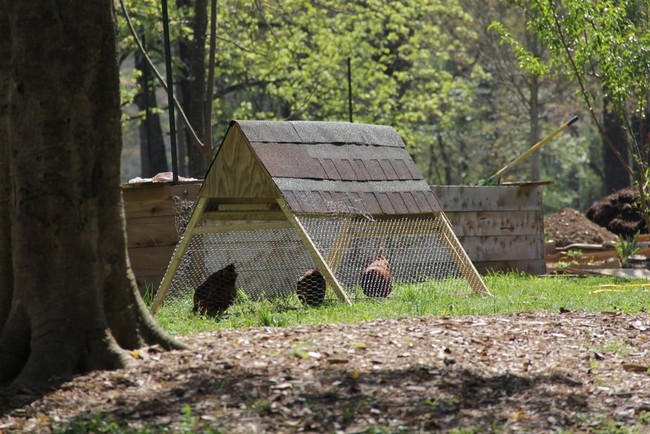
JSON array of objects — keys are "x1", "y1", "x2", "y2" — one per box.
[
  {"x1": 360, "y1": 251, "x2": 392, "y2": 298},
  {"x1": 296, "y1": 268, "x2": 326, "y2": 307}
]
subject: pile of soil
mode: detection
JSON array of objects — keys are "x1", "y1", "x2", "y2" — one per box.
[
  {"x1": 586, "y1": 188, "x2": 646, "y2": 236},
  {"x1": 544, "y1": 208, "x2": 618, "y2": 248}
]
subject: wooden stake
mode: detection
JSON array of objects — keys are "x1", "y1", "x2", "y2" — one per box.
[
  {"x1": 277, "y1": 199, "x2": 352, "y2": 304},
  {"x1": 437, "y1": 213, "x2": 491, "y2": 296},
  {"x1": 151, "y1": 197, "x2": 208, "y2": 314}
]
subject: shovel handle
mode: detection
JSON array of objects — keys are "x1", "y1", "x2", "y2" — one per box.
[
  {"x1": 491, "y1": 115, "x2": 579, "y2": 181},
  {"x1": 567, "y1": 115, "x2": 579, "y2": 126}
]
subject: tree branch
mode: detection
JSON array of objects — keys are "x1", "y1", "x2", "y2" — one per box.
[{"x1": 118, "y1": 0, "x2": 210, "y2": 157}]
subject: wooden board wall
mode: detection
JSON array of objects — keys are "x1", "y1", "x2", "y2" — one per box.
[
  {"x1": 431, "y1": 185, "x2": 546, "y2": 275},
  {"x1": 122, "y1": 182, "x2": 202, "y2": 290}
]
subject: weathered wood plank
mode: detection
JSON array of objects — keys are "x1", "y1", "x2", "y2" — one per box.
[
  {"x1": 125, "y1": 215, "x2": 179, "y2": 248},
  {"x1": 123, "y1": 183, "x2": 201, "y2": 290},
  {"x1": 122, "y1": 182, "x2": 201, "y2": 218},
  {"x1": 202, "y1": 211, "x2": 287, "y2": 221},
  {"x1": 128, "y1": 244, "x2": 176, "y2": 287},
  {"x1": 456, "y1": 235, "x2": 545, "y2": 262},
  {"x1": 444, "y1": 210, "x2": 543, "y2": 237},
  {"x1": 432, "y1": 185, "x2": 543, "y2": 212},
  {"x1": 430, "y1": 185, "x2": 546, "y2": 275},
  {"x1": 193, "y1": 221, "x2": 292, "y2": 233}
]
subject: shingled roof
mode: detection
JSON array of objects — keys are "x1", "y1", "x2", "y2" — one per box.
[
  {"x1": 152, "y1": 120, "x2": 490, "y2": 312},
  {"x1": 206, "y1": 120, "x2": 441, "y2": 215}
]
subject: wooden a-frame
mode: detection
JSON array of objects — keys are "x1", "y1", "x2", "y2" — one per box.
[{"x1": 151, "y1": 120, "x2": 488, "y2": 314}]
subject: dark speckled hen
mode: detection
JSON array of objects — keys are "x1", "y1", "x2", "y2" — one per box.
[
  {"x1": 193, "y1": 263, "x2": 238, "y2": 315},
  {"x1": 296, "y1": 268, "x2": 326, "y2": 307},
  {"x1": 360, "y1": 250, "x2": 392, "y2": 298}
]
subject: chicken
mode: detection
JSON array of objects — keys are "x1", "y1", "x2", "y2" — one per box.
[
  {"x1": 360, "y1": 249, "x2": 392, "y2": 298},
  {"x1": 193, "y1": 263, "x2": 238, "y2": 315},
  {"x1": 296, "y1": 268, "x2": 326, "y2": 307}
]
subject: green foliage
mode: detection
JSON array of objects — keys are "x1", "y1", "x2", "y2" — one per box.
[
  {"x1": 495, "y1": 0, "x2": 650, "y2": 217},
  {"x1": 153, "y1": 274, "x2": 650, "y2": 336},
  {"x1": 118, "y1": 0, "x2": 493, "y2": 181},
  {"x1": 212, "y1": 0, "x2": 486, "y2": 149},
  {"x1": 52, "y1": 408, "x2": 225, "y2": 434},
  {"x1": 118, "y1": 0, "x2": 612, "y2": 210},
  {"x1": 488, "y1": 21, "x2": 548, "y2": 77},
  {"x1": 52, "y1": 414, "x2": 153, "y2": 434},
  {"x1": 615, "y1": 230, "x2": 641, "y2": 262}
]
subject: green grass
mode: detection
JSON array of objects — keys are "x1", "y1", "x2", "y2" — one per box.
[
  {"x1": 51, "y1": 406, "x2": 225, "y2": 434},
  {"x1": 152, "y1": 273, "x2": 650, "y2": 336},
  {"x1": 52, "y1": 274, "x2": 650, "y2": 434}
]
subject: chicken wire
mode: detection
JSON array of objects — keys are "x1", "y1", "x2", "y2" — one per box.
[
  {"x1": 162, "y1": 197, "x2": 482, "y2": 311},
  {"x1": 296, "y1": 215, "x2": 479, "y2": 299}
]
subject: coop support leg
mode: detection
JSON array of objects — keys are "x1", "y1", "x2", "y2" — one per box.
[
  {"x1": 326, "y1": 218, "x2": 355, "y2": 274},
  {"x1": 151, "y1": 197, "x2": 208, "y2": 314},
  {"x1": 277, "y1": 199, "x2": 352, "y2": 305},
  {"x1": 437, "y1": 213, "x2": 491, "y2": 296}
]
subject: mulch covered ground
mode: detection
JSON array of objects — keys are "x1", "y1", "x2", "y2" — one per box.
[
  {"x1": 1, "y1": 203, "x2": 648, "y2": 433},
  {"x1": 2, "y1": 311, "x2": 650, "y2": 433}
]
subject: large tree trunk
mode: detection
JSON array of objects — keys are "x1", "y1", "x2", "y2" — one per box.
[
  {"x1": 0, "y1": 0, "x2": 184, "y2": 389},
  {"x1": 0, "y1": 5, "x2": 12, "y2": 329}
]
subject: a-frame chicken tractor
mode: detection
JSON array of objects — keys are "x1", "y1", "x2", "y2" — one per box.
[{"x1": 151, "y1": 121, "x2": 489, "y2": 314}]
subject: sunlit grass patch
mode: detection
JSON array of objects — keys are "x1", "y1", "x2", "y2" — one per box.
[{"x1": 149, "y1": 273, "x2": 650, "y2": 336}]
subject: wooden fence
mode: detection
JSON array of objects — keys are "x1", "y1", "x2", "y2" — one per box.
[
  {"x1": 122, "y1": 182, "x2": 201, "y2": 290},
  {"x1": 431, "y1": 183, "x2": 547, "y2": 275}
]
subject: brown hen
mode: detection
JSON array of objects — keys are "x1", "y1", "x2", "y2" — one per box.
[
  {"x1": 296, "y1": 268, "x2": 326, "y2": 307},
  {"x1": 193, "y1": 263, "x2": 238, "y2": 315},
  {"x1": 360, "y1": 250, "x2": 392, "y2": 298}
]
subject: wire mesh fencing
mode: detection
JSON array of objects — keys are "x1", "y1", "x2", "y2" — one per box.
[{"x1": 160, "y1": 197, "x2": 484, "y2": 313}]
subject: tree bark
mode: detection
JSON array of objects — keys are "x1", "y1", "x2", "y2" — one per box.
[
  {"x1": 0, "y1": 0, "x2": 185, "y2": 389},
  {"x1": 603, "y1": 97, "x2": 630, "y2": 194},
  {"x1": 528, "y1": 75, "x2": 541, "y2": 181},
  {"x1": 134, "y1": 41, "x2": 169, "y2": 177},
  {"x1": 177, "y1": 0, "x2": 210, "y2": 178},
  {"x1": 0, "y1": 5, "x2": 12, "y2": 329},
  {"x1": 526, "y1": 30, "x2": 542, "y2": 182}
]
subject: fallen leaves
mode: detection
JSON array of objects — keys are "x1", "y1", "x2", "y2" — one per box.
[{"x1": 2, "y1": 312, "x2": 650, "y2": 433}]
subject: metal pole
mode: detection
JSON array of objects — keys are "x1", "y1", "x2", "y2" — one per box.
[
  {"x1": 347, "y1": 57, "x2": 353, "y2": 123},
  {"x1": 161, "y1": 0, "x2": 179, "y2": 185},
  {"x1": 142, "y1": 32, "x2": 153, "y2": 177}
]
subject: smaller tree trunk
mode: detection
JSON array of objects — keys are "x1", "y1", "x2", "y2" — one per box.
[
  {"x1": 177, "y1": 0, "x2": 210, "y2": 178},
  {"x1": 603, "y1": 97, "x2": 630, "y2": 194},
  {"x1": 528, "y1": 75, "x2": 541, "y2": 181},
  {"x1": 134, "y1": 37, "x2": 168, "y2": 177}
]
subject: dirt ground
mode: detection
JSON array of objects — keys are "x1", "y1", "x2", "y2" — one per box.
[
  {"x1": 1, "y1": 208, "x2": 647, "y2": 433},
  {"x1": 2, "y1": 312, "x2": 650, "y2": 433},
  {"x1": 544, "y1": 208, "x2": 619, "y2": 248}
]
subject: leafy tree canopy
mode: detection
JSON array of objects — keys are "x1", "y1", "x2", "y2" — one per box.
[
  {"x1": 190, "y1": 0, "x2": 487, "y2": 153},
  {"x1": 493, "y1": 0, "x2": 650, "y2": 219}
]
